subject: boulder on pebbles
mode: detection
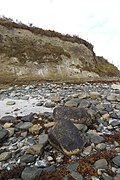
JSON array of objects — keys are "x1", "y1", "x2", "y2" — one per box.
[
  {"x1": 48, "y1": 106, "x2": 86, "y2": 155},
  {"x1": 53, "y1": 106, "x2": 93, "y2": 125}
]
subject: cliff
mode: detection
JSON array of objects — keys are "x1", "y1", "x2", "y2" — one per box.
[{"x1": 0, "y1": 17, "x2": 120, "y2": 85}]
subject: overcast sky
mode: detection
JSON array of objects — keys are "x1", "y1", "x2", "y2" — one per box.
[{"x1": 0, "y1": 0, "x2": 120, "y2": 69}]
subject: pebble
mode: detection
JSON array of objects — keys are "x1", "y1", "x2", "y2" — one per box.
[
  {"x1": 94, "y1": 159, "x2": 108, "y2": 169},
  {"x1": 21, "y1": 113, "x2": 35, "y2": 122},
  {"x1": 102, "y1": 172, "x2": 113, "y2": 180},
  {"x1": 39, "y1": 134, "x2": 48, "y2": 145},
  {"x1": 35, "y1": 159, "x2": 47, "y2": 167},
  {"x1": 44, "y1": 101, "x2": 56, "y2": 108},
  {"x1": 96, "y1": 143, "x2": 106, "y2": 150},
  {"x1": 26, "y1": 144, "x2": 43, "y2": 155},
  {"x1": 90, "y1": 135, "x2": 105, "y2": 144},
  {"x1": 6, "y1": 101, "x2": 16, "y2": 105},
  {"x1": 43, "y1": 164, "x2": 56, "y2": 173},
  {"x1": 21, "y1": 166, "x2": 42, "y2": 180},
  {"x1": 67, "y1": 162, "x2": 79, "y2": 172},
  {"x1": 0, "y1": 152, "x2": 12, "y2": 161},
  {"x1": 70, "y1": 171, "x2": 83, "y2": 180},
  {"x1": 83, "y1": 145, "x2": 92, "y2": 155},
  {"x1": 36, "y1": 102, "x2": 44, "y2": 106},
  {"x1": 65, "y1": 99, "x2": 79, "y2": 107},
  {"x1": 3, "y1": 122, "x2": 13, "y2": 128},
  {"x1": 51, "y1": 95, "x2": 61, "y2": 103},
  {"x1": 17, "y1": 122, "x2": 33, "y2": 130},
  {"x1": 47, "y1": 156, "x2": 53, "y2": 162},
  {"x1": 20, "y1": 154, "x2": 36, "y2": 163},
  {"x1": 91, "y1": 176, "x2": 100, "y2": 180},
  {"x1": 112, "y1": 155, "x2": 120, "y2": 167},
  {"x1": 0, "y1": 115, "x2": 17, "y2": 123},
  {"x1": 29, "y1": 124, "x2": 42, "y2": 135},
  {"x1": 44, "y1": 122, "x2": 55, "y2": 128},
  {"x1": 7, "y1": 127, "x2": 15, "y2": 137}
]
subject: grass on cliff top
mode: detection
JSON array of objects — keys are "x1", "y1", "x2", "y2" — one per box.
[{"x1": 0, "y1": 17, "x2": 93, "y2": 51}]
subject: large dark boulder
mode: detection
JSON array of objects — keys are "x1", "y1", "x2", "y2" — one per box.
[
  {"x1": 0, "y1": 126, "x2": 9, "y2": 143},
  {"x1": 48, "y1": 106, "x2": 87, "y2": 155},
  {"x1": 53, "y1": 106, "x2": 92, "y2": 125}
]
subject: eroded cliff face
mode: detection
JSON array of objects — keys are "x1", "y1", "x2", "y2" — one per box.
[{"x1": 0, "y1": 18, "x2": 120, "y2": 84}]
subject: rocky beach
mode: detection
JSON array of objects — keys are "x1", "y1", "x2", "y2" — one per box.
[
  {"x1": 0, "y1": 16, "x2": 120, "y2": 180},
  {"x1": 0, "y1": 81, "x2": 120, "y2": 180}
]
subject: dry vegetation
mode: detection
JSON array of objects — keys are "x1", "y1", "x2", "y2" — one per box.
[
  {"x1": 81, "y1": 56, "x2": 120, "y2": 77},
  {"x1": 1, "y1": 36, "x2": 70, "y2": 64},
  {"x1": 0, "y1": 17, "x2": 93, "y2": 51}
]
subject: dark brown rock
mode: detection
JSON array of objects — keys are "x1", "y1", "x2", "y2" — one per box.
[
  {"x1": 0, "y1": 115, "x2": 17, "y2": 123},
  {"x1": 0, "y1": 126, "x2": 9, "y2": 143},
  {"x1": 53, "y1": 106, "x2": 92, "y2": 125},
  {"x1": 48, "y1": 106, "x2": 86, "y2": 155}
]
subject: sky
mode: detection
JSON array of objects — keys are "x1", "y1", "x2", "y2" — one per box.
[{"x1": 0, "y1": 0, "x2": 120, "y2": 69}]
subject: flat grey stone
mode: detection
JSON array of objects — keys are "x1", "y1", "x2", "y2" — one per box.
[
  {"x1": 0, "y1": 152, "x2": 12, "y2": 161},
  {"x1": 110, "y1": 120, "x2": 120, "y2": 127},
  {"x1": 18, "y1": 122, "x2": 33, "y2": 130},
  {"x1": 21, "y1": 166, "x2": 42, "y2": 180},
  {"x1": 21, "y1": 113, "x2": 35, "y2": 122},
  {"x1": 63, "y1": 176, "x2": 68, "y2": 180},
  {"x1": 106, "y1": 94, "x2": 116, "y2": 101},
  {"x1": 43, "y1": 165, "x2": 56, "y2": 173},
  {"x1": 0, "y1": 115, "x2": 16, "y2": 123},
  {"x1": 112, "y1": 155, "x2": 120, "y2": 167},
  {"x1": 20, "y1": 96, "x2": 29, "y2": 100},
  {"x1": 90, "y1": 135, "x2": 105, "y2": 144},
  {"x1": 20, "y1": 154, "x2": 36, "y2": 163},
  {"x1": 78, "y1": 99, "x2": 91, "y2": 108},
  {"x1": 110, "y1": 112, "x2": 118, "y2": 119},
  {"x1": 94, "y1": 159, "x2": 108, "y2": 169},
  {"x1": 70, "y1": 171, "x2": 83, "y2": 180},
  {"x1": 67, "y1": 162, "x2": 79, "y2": 172},
  {"x1": 39, "y1": 134, "x2": 48, "y2": 145},
  {"x1": 102, "y1": 172, "x2": 114, "y2": 180},
  {"x1": 65, "y1": 99, "x2": 80, "y2": 107}
]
